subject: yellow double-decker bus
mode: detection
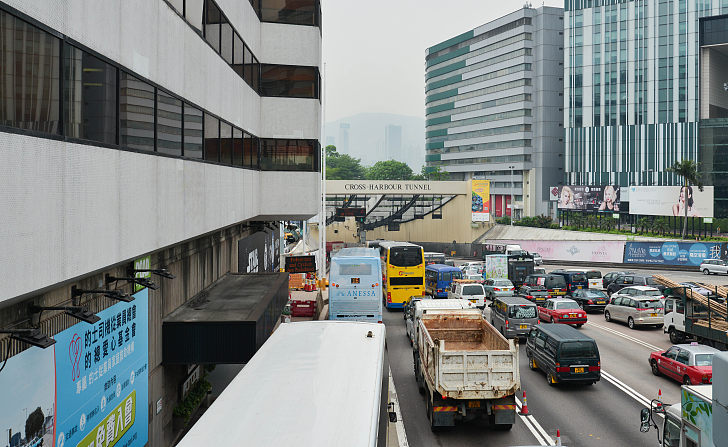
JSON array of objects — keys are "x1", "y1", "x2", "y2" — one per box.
[{"x1": 378, "y1": 241, "x2": 425, "y2": 309}]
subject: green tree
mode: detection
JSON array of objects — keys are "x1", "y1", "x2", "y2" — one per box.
[
  {"x1": 365, "y1": 160, "x2": 414, "y2": 180},
  {"x1": 667, "y1": 160, "x2": 704, "y2": 239},
  {"x1": 653, "y1": 217, "x2": 669, "y2": 236},
  {"x1": 25, "y1": 407, "x2": 44, "y2": 442},
  {"x1": 325, "y1": 145, "x2": 366, "y2": 180},
  {"x1": 421, "y1": 166, "x2": 450, "y2": 181},
  {"x1": 637, "y1": 217, "x2": 650, "y2": 234}
]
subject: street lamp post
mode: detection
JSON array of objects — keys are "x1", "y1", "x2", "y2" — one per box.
[{"x1": 508, "y1": 165, "x2": 515, "y2": 225}]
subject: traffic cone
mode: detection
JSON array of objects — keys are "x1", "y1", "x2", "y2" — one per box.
[
  {"x1": 656, "y1": 389, "x2": 663, "y2": 410},
  {"x1": 519, "y1": 390, "x2": 529, "y2": 415},
  {"x1": 556, "y1": 429, "x2": 562, "y2": 446}
]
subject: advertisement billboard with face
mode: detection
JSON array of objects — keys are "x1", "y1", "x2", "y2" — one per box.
[
  {"x1": 471, "y1": 179, "x2": 491, "y2": 222},
  {"x1": 0, "y1": 289, "x2": 149, "y2": 447},
  {"x1": 628, "y1": 186, "x2": 714, "y2": 218},
  {"x1": 555, "y1": 185, "x2": 620, "y2": 212}
]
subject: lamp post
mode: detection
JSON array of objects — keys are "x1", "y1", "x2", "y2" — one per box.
[{"x1": 509, "y1": 165, "x2": 515, "y2": 225}]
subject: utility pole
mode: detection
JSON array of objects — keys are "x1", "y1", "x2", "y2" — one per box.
[{"x1": 509, "y1": 165, "x2": 515, "y2": 225}]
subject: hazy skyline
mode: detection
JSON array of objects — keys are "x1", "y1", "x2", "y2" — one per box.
[{"x1": 321, "y1": 0, "x2": 564, "y2": 123}]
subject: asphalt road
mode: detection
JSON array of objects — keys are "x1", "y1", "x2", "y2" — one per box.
[{"x1": 385, "y1": 263, "x2": 702, "y2": 446}]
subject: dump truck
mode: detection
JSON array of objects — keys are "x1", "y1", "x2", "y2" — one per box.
[{"x1": 413, "y1": 311, "x2": 520, "y2": 431}]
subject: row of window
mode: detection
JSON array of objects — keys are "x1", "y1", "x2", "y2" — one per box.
[
  {"x1": 426, "y1": 17, "x2": 532, "y2": 62},
  {"x1": 426, "y1": 63, "x2": 531, "y2": 97},
  {"x1": 0, "y1": 9, "x2": 319, "y2": 172},
  {"x1": 426, "y1": 78, "x2": 532, "y2": 109},
  {"x1": 430, "y1": 155, "x2": 531, "y2": 166},
  {"x1": 427, "y1": 124, "x2": 532, "y2": 145},
  {"x1": 426, "y1": 47, "x2": 532, "y2": 83},
  {"x1": 166, "y1": 0, "x2": 320, "y2": 99},
  {"x1": 426, "y1": 32, "x2": 532, "y2": 73},
  {"x1": 426, "y1": 93, "x2": 531, "y2": 120},
  {"x1": 426, "y1": 140, "x2": 532, "y2": 154},
  {"x1": 426, "y1": 109, "x2": 532, "y2": 133},
  {"x1": 168, "y1": 0, "x2": 320, "y2": 28}
]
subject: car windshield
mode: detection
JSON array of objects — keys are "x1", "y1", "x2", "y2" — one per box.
[
  {"x1": 494, "y1": 280, "x2": 513, "y2": 287},
  {"x1": 462, "y1": 285, "x2": 484, "y2": 295},
  {"x1": 546, "y1": 277, "x2": 567, "y2": 288},
  {"x1": 694, "y1": 353, "x2": 714, "y2": 366},
  {"x1": 585, "y1": 291, "x2": 607, "y2": 298},
  {"x1": 559, "y1": 341, "x2": 597, "y2": 359},
  {"x1": 556, "y1": 301, "x2": 579, "y2": 309},
  {"x1": 389, "y1": 246, "x2": 422, "y2": 267},
  {"x1": 638, "y1": 299, "x2": 662, "y2": 308},
  {"x1": 570, "y1": 273, "x2": 587, "y2": 282},
  {"x1": 586, "y1": 271, "x2": 601, "y2": 279},
  {"x1": 509, "y1": 305, "x2": 537, "y2": 319}
]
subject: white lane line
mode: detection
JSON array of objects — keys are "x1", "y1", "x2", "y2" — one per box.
[
  {"x1": 388, "y1": 368, "x2": 409, "y2": 447},
  {"x1": 601, "y1": 370, "x2": 654, "y2": 408},
  {"x1": 587, "y1": 321, "x2": 662, "y2": 351},
  {"x1": 515, "y1": 396, "x2": 554, "y2": 446}
]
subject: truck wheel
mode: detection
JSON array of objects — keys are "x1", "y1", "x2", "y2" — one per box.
[
  {"x1": 669, "y1": 328, "x2": 684, "y2": 344},
  {"x1": 489, "y1": 414, "x2": 512, "y2": 430},
  {"x1": 604, "y1": 311, "x2": 611, "y2": 322},
  {"x1": 651, "y1": 360, "x2": 660, "y2": 376}
]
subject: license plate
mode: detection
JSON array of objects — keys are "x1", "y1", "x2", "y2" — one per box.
[
  {"x1": 574, "y1": 367, "x2": 585, "y2": 373},
  {"x1": 577, "y1": 286, "x2": 583, "y2": 289},
  {"x1": 351, "y1": 278, "x2": 360, "y2": 284},
  {"x1": 468, "y1": 401, "x2": 481, "y2": 408},
  {"x1": 650, "y1": 313, "x2": 658, "y2": 317},
  {"x1": 470, "y1": 299, "x2": 477, "y2": 303},
  {"x1": 519, "y1": 324, "x2": 528, "y2": 329},
  {"x1": 569, "y1": 313, "x2": 577, "y2": 318},
  {"x1": 597, "y1": 301, "x2": 606, "y2": 304}
]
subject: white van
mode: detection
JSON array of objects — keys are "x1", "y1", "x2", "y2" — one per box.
[
  {"x1": 406, "y1": 299, "x2": 477, "y2": 346},
  {"x1": 448, "y1": 280, "x2": 487, "y2": 308}
]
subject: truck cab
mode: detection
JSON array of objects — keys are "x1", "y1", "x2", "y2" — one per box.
[{"x1": 448, "y1": 279, "x2": 487, "y2": 308}]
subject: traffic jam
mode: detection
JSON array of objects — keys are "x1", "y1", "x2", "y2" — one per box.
[{"x1": 416, "y1": 246, "x2": 728, "y2": 441}]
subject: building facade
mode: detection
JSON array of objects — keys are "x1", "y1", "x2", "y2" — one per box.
[
  {"x1": 565, "y1": 0, "x2": 728, "y2": 215},
  {"x1": 385, "y1": 124, "x2": 402, "y2": 160},
  {"x1": 0, "y1": 0, "x2": 321, "y2": 445},
  {"x1": 425, "y1": 6, "x2": 564, "y2": 218}
]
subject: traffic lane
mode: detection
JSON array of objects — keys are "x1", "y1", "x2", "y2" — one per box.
[
  {"x1": 584, "y1": 310, "x2": 673, "y2": 357},
  {"x1": 383, "y1": 308, "x2": 540, "y2": 447},
  {"x1": 579, "y1": 318, "x2": 681, "y2": 405},
  {"x1": 518, "y1": 347, "x2": 656, "y2": 447}
]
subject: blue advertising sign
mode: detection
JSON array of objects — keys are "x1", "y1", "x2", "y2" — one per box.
[
  {"x1": 0, "y1": 288, "x2": 148, "y2": 447},
  {"x1": 623, "y1": 241, "x2": 723, "y2": 266}
]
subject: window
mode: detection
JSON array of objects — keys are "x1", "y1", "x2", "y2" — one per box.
[
  {"x1": 168, "y1": 0, "x2": 184, "y2": 14},
  {"x1": 243, "y1": 44, "x2": 254, "y2": 87},
  {"x1": 559, "y1": 341, "x2": 597, "y2": 359},
  {"x1": 204, "y1": 0, "x2": 221, "y2": 53},
  {"x1": 120, "y1": 73, "x2": 155, "y2": 153},
  {"x1": 243, "y1": 131, "x2": 255, "y2": 168},
  {"x1": 232, "y1": 127, "x2": 243, "y2": 166},
  {"x1": 220, "y1": 20, "x2": 233, "y2": 65},
  {"x1": 388, "y1": 247, "x2": 422, "y2": 267},
  {"x1": 219, "y1": 121, "x2": 232, "y2": 165},
  {"x1": 260, "y1": 65, "x2": 318, "y2": 99},
  {"x1": 0, "y1": 10, "x2": 61, "y2": 134},
  {"x1": 664, "y1": 347, "x2": 678, "y2": 360},
  {"x1": 63, "y1": 44, "x2": 118, "y2": 144},
  {"x1": 204, "y1": 113, "x2": 219, "y2": 161},
  {"x1": 157, "y1": 90, "x2": 182, "y2": 156},
  {"x1": 232, "y1": 33, "x2": 244, "y2": 78},
  {"x1": 676, "y1": 350, "x2": 690, "y2": 365},
  {"x1": 186, "y1": 0, "x2": 204, "y2": 31},
  {"x1": 260, "y1": 139, "x2": 317, "y2": 171},
  {"x1": 260, "y1": 0, "x2": 320, "y2": 26},
  {"x1": 183, "y1": 103, "x2": 203, "y2": 158}
]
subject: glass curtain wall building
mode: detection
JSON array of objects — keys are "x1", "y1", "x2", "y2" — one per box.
[
  {"x1": 425, "y1": 6, "x2": 564, "y2": 218},
  {"x1": 565, "y1": 0, "x2": 728, "y2": 215}
]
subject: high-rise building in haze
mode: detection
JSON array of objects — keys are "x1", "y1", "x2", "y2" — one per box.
[
  {"x1": 339, "y1": 122, "x2": 350, "y2": 154},
  {"x1": 326, "y1": 136, "x2": 336, "y2": 147},
  {"x1": 385, "y1": 124, "x2": 402, "y2": 160},
  {"x1": 565, "y1": 1, "x2": 728, "y2": 215},
  {"x1": 425, "y1": 6, "x2": 564, "y2": 218}
]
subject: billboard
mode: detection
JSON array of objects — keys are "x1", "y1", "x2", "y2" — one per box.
[
  {"x1": 624, "y1": 241, "x2": 723, "y2": 266},
  {"x1": 0, "y1": 289, "x2": 149, "y2": 447},
  {"x1": 497, "y1": 240, "x2": 625, "y2": 264},
  {"x1": 555, "y1": 185, "x2": 620, "y2": 212},
  {"x1": 471, "y1": 179, "x2": 490, "y2": 222},
  {"x1": 628, "y1": 186, "x2": 714, "y2": 218}
]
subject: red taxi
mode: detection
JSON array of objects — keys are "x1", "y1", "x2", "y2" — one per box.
[
  {"x1": 538, "y1": 298, "x2": 587, "y2": 327},
  {"x1": 649, "y1": 342, "x2": 719, "y2": 385}
]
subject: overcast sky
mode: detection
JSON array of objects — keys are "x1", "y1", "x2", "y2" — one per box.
[{"x1": 321, "y1": 0, "x2": 564, "y2": 123}]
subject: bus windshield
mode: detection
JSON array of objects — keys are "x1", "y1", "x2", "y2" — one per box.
[
  {"x1": 390, "y1": 246, "x2": 422, "y2": 267},
  {"x1": 338, "y1": 263, "x2": 372, "y2": 276}
]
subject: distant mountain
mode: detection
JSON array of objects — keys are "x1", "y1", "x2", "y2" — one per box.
[{"x1": 324, "y1": 113, "x2": 425, "y2": 171}]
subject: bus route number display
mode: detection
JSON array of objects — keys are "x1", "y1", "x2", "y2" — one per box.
[{"x1": 285, "y1": 255, "x2": 317, "y2": 273}]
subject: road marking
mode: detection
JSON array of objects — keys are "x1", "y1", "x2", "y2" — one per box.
[
  {"x1": 601, "y1": 370, "x2": 653, "y2": 408},
  {"x1": 586, "y1": 321, "x2": 662, "y2": 351},
  {"x1": 515, "y1": 396, "x2": 554, "y2": 446},
  {"x1": 388, "y1": 369, "x2": 409, "y2": 447}
]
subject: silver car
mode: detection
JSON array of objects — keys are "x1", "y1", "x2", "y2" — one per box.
[
  {"x1": 483, "y1": 278, "x2": 515, "y2": 300},
  {"x1": 604, "y1": 294, "x2": 664, "y2": 329},
  {"x1": 532, "y1": 252, "x2": 543, "y2": 266},
  {"x1": 700, "y1": 259, "x2": 728, "y2": 275}
]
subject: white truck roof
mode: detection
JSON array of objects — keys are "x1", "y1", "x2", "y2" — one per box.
[
  {"x1": 177, "y1": 321, "x2": 386, "y2": 447},
  {"x1": 415, "y1": 299, "x2": 476, "y2": 311}
]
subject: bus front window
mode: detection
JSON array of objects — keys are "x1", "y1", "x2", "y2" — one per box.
[{"x1": 390, "y1": 247, "x2": 423, "y2": 267}]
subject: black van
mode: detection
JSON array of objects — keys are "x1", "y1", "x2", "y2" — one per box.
[
  {"x1": 522, "y1": 274, "x2": 567, "y2": 297},
  {"x1": 525, "y1": 324, "x2": 601, "y2": 386},
  {"x1": 549, "y1": 270, "x2": 588, "y2": 294}
]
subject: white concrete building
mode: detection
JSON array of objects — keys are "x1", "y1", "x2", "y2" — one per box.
[{"x1": 0, "y1": 0, "x2": 321, "y2": 444}]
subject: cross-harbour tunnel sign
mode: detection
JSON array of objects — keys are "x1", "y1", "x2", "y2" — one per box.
[{"x1": 326, "y1": 180, "x2": 469, "y2": 195}]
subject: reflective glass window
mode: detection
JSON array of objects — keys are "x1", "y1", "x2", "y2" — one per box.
[
  {"x1": 260, "y1": 138, "x2": 317, "y2": 171},
  {"x1": 232, "y1": 33, "x2": 244, "y2": 78},
  {"x1": 232, "y1": 127, "x2": 243, "y2": 166},
  {"x1": 252, "y1": 56, "x2": 260, "y2": 92},
  {"x1": 204, "y1": 0, "x2": 221, "y2": 53},
  {"x1": 186, "y1": 0, "x2": 204, "y2": 31},
  {"x1": 260, "y1": 65, "x2": 318, "y2": 98},
  {"x1": 243, "y1": 45, "x2": 254, "y2": 87},
  {"x1": 220, "y1": 20, "x2": 233, "y2": 64},
  {"x1": 168, "y1": 0, "x2": 184, "y2": 15},
  {"x1": 243, "y1": 131, "x2": 254, "y2": 167},
  {"x1": 183, "y1": 103, "x2": 203, "y2": 159},
  {"x1": 219, "y1": 121, "x2": 232, "y2": 165},
  {"x1": 0, "y1": 11, "x2": 61, "y2": 134},
  {"x1": 157, "y1": 90, "x2": 182, "y2": 156},
  {"x1": 63, "y1": 44, "x2": 117, "y2": 144},
  {"x1": 204, "y1": 113, "x2": 219, "y2": 161},
  {"x1": 260, "y1": 0, "x2": 319, "y2": 26},
  {"x1": 120, "y1": 72, "x2": 155, "y2": 152}
]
